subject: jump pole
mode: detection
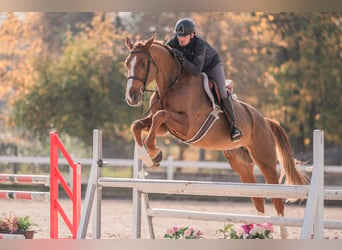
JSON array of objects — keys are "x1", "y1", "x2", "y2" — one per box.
[{"x1": 0, "y1": 174, "x2": 50, "y2": 201}]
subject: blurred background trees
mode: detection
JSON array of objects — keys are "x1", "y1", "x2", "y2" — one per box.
[{"x1": 0, "y1": 12, "x2": 341, "y2": 164}]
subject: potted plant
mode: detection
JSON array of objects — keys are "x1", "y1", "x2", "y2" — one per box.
[{"x1": 0, "y1": 214, "x2": 37, "y2": 239}]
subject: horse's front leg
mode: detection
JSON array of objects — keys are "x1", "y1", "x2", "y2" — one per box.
[
  {"x1": 131, "y1": 116, "x2": 155, "y2": 166},
  {"x1": 132, "y1": 115, "x2": 169, "y2": 167},
  {"x1": 144, "y1": 110, "x2": 187, "y2": 168},
  {"x1": 131, "y1": 115, "x2": 153, "y2": 146}
]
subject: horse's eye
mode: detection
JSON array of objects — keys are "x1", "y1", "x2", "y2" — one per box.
[{"x1": 141, "y1": 61, "x2": 146, "y2": 68}]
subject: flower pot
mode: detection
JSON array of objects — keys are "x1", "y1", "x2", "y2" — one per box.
[{"x1": 20, "y1": 230, "x2": 35, "y2": 239}]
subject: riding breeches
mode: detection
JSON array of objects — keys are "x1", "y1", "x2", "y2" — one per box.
[{"x1": 206, "y1": 61, "x2": 228, "y2": 99}]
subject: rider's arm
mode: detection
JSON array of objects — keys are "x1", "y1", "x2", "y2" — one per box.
[
  {"x1": 182, "y1": 41, "x2": 206, "y2": 76},
  {"x1": 166, "y1": 36, "x2": 206, "y2": 76}
]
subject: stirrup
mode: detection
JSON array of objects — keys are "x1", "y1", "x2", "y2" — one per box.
[{"x1": 231, "y1": 126, "x2": 242, "y2": 142}]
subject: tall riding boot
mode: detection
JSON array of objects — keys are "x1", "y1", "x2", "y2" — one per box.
[{"x1": 221, "y1": 96, "x2": 243, "y2": 142}]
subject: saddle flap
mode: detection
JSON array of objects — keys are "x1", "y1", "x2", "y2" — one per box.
[
  {"x1": 201, "y1": 73, "x2": 220, "y2": 109},
  {"x1": 201, "y1": 73, "x2": 238, "y2": 106}
]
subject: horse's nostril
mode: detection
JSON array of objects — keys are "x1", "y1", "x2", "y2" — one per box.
[{"x1": 132, "y1": 93, "x2": 138, "y2": 103}]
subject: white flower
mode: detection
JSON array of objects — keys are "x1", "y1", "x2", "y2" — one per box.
[{"x1": 249, "y1": 225, "x2": 263, "y2": 236}]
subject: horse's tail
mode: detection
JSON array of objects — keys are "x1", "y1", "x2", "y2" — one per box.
[{"x1": 265, "y1": 118, "x2": 309, "y2": 185}]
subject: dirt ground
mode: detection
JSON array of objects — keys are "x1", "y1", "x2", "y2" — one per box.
[{"x1": 0, "y1": 198, "x2": 341, "y2": 239}]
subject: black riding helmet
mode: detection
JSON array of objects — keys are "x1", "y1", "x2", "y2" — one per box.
[{"x1": 174, "y1": 18, "x2": 195, "y2": 36}]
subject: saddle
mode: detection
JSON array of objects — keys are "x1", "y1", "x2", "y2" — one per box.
[
  {"x1": 185, "y1": 73, "x2": 236, "y2": 144},
  {"x1": 201, "y1": 73, "x2": 236, "y2": 108}
]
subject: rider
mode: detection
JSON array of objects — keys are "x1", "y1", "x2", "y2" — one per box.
[{"x1": 166, "y1": 18, "x2": 243, "y2": 142}]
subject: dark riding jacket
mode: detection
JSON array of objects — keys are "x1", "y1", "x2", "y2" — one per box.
[{"x1": 166, "y1": 34, "x2": 221, "y2": 76}]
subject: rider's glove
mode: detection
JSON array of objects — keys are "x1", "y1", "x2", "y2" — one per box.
[{"x1": 171, "y1": 48, "x2": 184, "y2": 64}]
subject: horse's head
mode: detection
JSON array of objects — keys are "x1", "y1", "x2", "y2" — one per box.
[{"x1": 124, "y1": 34, "x2": 158, "y2": 107}]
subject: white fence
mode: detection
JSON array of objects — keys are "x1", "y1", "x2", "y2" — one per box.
[
  {"x1": 76, "y1": 129, "x2": 342, "y2": 240},
  {"x1": 1, "y1": 156, "x2": 342, "y2": 181}
]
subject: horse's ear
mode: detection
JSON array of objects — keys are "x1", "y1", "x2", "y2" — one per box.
[
  {"x1": 126, "y1": 37, "x2": 133, "y2": 50},
  {"x1": 145, "y1": 33, "x2": 157, "y2": 50}
]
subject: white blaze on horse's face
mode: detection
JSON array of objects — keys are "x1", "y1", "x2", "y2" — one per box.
[
  {"x1": 125, "y1": 55, "x2": 144, "y2": 107},
  {"x1": 126, "y1": 55, "x2": 136, "y2": 102}
]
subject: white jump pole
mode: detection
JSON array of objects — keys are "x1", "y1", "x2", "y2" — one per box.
[
  {"x1": 132, "y1": 143, "x2": 143, "y2": 238},
  {"x1": 77, "y1": 129, "x2": 102, "y2": 239},
  {"x1": 300, "y1": 129, "x2": 324, "y2": 239},
  {"x1": 132, "y1": 143, "x2": 155, "y2": 239}
]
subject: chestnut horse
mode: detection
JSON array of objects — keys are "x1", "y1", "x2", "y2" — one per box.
[{"x1": 124, "y1": 34, "x2": 307, "y2": 238}]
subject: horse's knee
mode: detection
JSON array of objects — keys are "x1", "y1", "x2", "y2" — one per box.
[
  {"x1": 131, "y1": 122, "x2": 143, "y2": 146},
  {"x1": 131, "y1": 120, "x2": 143, "y2": 133}
]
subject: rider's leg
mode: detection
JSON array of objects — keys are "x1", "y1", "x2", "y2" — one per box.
[
  {"x1": 221, "y1": 96, "x2": 242, "y2": 142},
  {"x1": 207, "y1": 62, "x2": 242, "y2": 142}
]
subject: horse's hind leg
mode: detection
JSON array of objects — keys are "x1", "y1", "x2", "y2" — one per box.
[
  {"x1": 248, "y1": 138, "x2": 288, "y2": 239},
  {"x1": 223, "y1": 148, "x2": 265, "y2": 215}
]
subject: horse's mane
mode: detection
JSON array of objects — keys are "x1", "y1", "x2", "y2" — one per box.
[
  {"x1": 133, "y1": 38, "x2": 173, "y2": 55},
  {"x1": 154, "y1": 41, "x2": 173, "y2": 54}
]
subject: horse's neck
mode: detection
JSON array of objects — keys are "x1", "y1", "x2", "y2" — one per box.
[{"x1": 151, "y1": 44, "x2": 178, "y2": 91}]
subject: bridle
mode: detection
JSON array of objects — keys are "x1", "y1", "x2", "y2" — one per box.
[
  {"x1": 127, "y1": 50, "x2": 157, "y2": 94},
  {"x1": 127, "y1": 44, "x2": 183, "y2": 114}
]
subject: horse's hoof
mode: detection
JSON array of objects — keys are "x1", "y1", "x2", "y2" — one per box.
[
  {"x1": 152, "y1": 150, "x2": 163, "y2": 164},
  {"x1": 151, "y1": 163, "x2": 160, "y2": 169}
]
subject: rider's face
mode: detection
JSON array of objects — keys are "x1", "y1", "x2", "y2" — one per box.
[{"x1": 177, "y1": 34, "x2": 192, "y2": 46}]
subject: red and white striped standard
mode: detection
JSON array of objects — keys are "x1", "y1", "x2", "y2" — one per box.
[
  {"x1": 0, "y1": 190, "x2": 49, "y2": 201},
  {"x1": 0, "y1": 174, "x2": 49, "y2": 186}
]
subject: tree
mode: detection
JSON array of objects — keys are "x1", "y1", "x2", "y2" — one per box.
[
  {"x1": 38, "y1": 13, "x2": 95, "y2": 55},
  {"x1": 121, "y1": 12, "x2": 186, "y2": 41},
  {"x1": 12, "y1": 13, "x2": 139, "y2": 157},
  {"x1": 268, "y1": 13, "x2": 342, "y2": 151},
  {"x1": 0, "y1": 13, "x2": 47, "y2": 156}
]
